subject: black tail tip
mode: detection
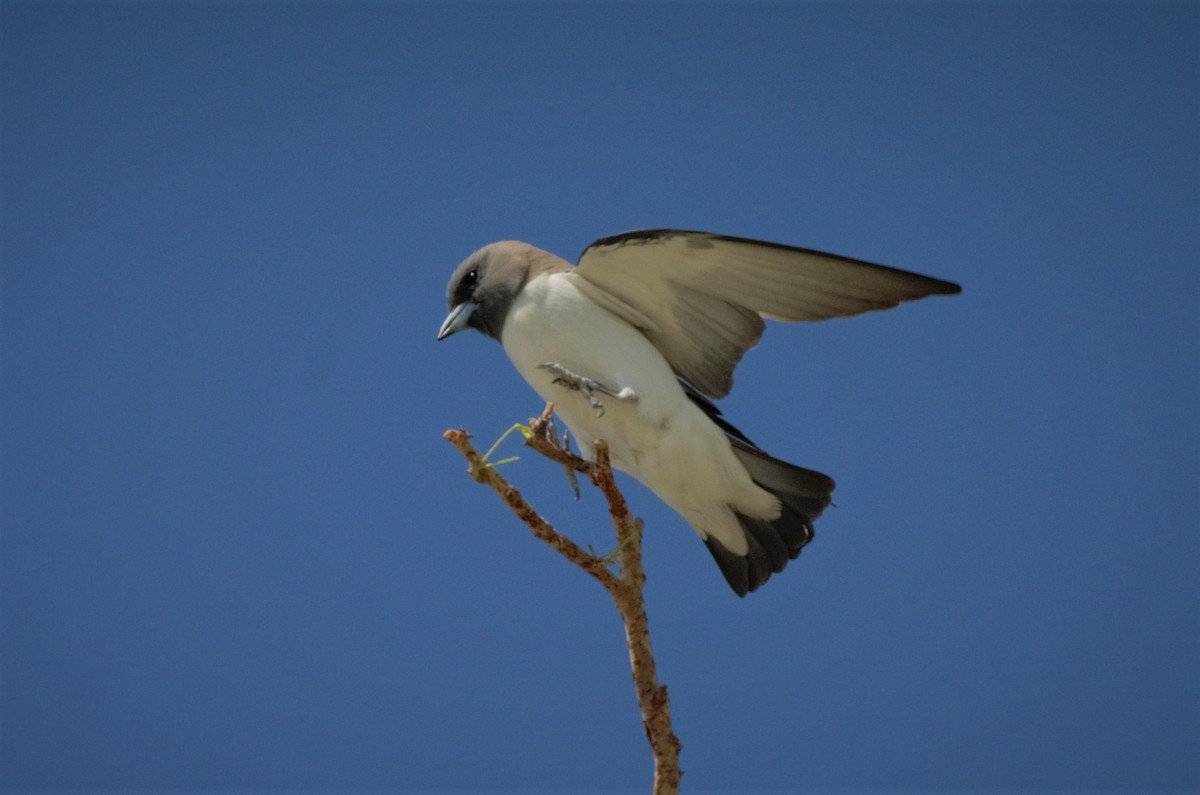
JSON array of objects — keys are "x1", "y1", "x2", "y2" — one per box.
[{"x1": 704, "y1": 508, "x2": 816, "y2": 597}]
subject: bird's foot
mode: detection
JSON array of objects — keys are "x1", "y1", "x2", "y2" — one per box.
[{"x1": 537, "y1": 363, "x2": 638, "y2": 417}]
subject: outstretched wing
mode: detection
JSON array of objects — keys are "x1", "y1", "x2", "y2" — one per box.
[{"x1": 567, "y1": 229, "x2": 960, "y2": 399}]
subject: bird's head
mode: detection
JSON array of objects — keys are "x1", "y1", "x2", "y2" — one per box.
[{"x1": 438, "y1": 241, "x2": 563, "y2": 341}]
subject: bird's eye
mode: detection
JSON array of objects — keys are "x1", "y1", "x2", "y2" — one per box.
[{"x1": 463, "y1": 268, "x2": 479, "y2": 289}]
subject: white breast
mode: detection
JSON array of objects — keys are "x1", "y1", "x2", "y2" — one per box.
[{"x1": 498, "y1": 271, "x2": 778, "y2": 555}]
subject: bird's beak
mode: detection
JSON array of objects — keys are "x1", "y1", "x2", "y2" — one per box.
[{"x1": 437, "y1": 301, "x2": 477, "y2": 340}]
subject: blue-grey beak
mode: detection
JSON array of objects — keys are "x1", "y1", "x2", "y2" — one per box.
[{"x1": 437, "y1": 301, "x2": 477, "y2": 340}]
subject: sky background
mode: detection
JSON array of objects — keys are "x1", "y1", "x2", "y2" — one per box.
[{"x1": 2, "y1": 1, "x2": 1197, "y2": 792}]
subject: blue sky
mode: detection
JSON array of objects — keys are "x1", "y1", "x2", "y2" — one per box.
[{"x1": 2, "y1": 1, "x2": 1197, "y2": 792}]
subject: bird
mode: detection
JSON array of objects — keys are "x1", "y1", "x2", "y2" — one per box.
[{"x1": 437, "y1": 229, "x2": 960, "y2": 596}]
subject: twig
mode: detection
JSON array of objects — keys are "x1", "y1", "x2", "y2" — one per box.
[{"x1": 443, "y1": 402, "x2": 682, "y2": 794}]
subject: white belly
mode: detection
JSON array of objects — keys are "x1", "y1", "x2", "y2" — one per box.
[{"x1": 499, "y1": 272, "x2": 778, "y2": 554}]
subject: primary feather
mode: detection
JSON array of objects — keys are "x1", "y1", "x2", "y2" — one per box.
[{"x1": 572, "y1": 229, "x2": 961, "y2": 399}]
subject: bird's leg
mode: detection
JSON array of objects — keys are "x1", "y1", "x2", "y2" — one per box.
[{"x1": 537, "y1": 363, "x2": 638, "y2": 417}]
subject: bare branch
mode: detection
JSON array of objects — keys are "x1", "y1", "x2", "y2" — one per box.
[
  {"x1": 443, "y1": 403, "x2": 682, "y2": 793},
  {"x1": 442, "y1": 426, "x2": 619, "y2": 592}
]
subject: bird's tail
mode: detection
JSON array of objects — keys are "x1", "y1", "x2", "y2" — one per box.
[{"x1": 704, "y1": 442, "x2": 835, "y2": 597}]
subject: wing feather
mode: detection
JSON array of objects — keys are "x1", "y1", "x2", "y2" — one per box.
[{"x1": 572, "y1": 229, "x2": 960, "y2": 398}]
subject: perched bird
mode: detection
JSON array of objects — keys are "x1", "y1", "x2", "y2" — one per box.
[{"x1": 438, "y1": 230, "x2": 960, "y2": 596}]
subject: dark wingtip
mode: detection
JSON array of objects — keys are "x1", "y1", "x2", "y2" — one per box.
[{"x1": 931, "y1": 278, "x2": 963, "y2": 296}]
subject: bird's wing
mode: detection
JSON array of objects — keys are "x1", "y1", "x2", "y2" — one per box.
[{"x1": 568, "y1": 229, "x2": 961, "y2": 399}]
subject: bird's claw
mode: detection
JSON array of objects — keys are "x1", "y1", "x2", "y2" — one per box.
[
  {"x1": 586, "y1": 394, "x2": 605, "y2": 417},
  {"x1": 537, "y1": 363, "x2": 637, "y2": 418}
]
